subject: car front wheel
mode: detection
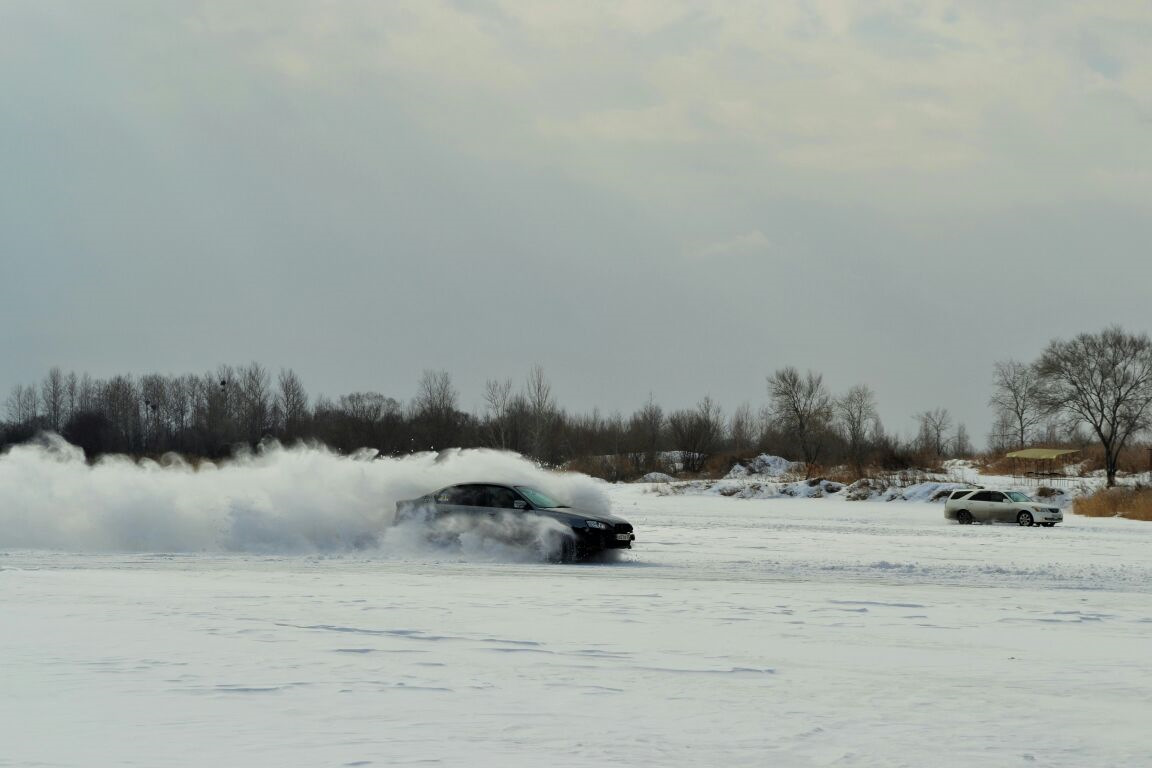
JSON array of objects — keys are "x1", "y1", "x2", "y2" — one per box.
[
  {"x1": 1017, "y1": 511, "x2": 1034, "y2": 527},
  {"x1": 545, "y1": 533, "x2": 577, "y2": 563},
  {"x1": 956, "y1": 510, "x2": 973, "y2": 525}
]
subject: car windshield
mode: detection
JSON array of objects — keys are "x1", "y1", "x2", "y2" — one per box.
[
  {"x1": 515, "y1": 486, "x2": 565, "y2": 508},
  {"x1": 1005, "y1": 491, "x2": 1033, "y2": 502}
]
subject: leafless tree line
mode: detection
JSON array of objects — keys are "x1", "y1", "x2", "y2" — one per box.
[
  {"x1": 5, "y1": 326, "x2": 1148, "y2": 483},
  {"x1": 1, "y1": 362, "x2": 910, "y2": 477}
]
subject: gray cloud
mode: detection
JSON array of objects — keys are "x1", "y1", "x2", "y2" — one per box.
[{"x1": 2, "y1": 1, "x2": 1150, "y2": 441}]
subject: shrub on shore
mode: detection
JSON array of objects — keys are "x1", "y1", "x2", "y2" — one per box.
[{"x1": 1073, "y1": 487, "x2": 1152, "y2": 521}]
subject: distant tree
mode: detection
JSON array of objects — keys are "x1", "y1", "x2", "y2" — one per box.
[
  {"x1": 835, "y1": 384, "x2": 880, "y2": 475},
  {"x1": 139, "y1": 373, "x2": 169, "y2": 453},
  {"x1": 767, "y1": 367, "x2": 833, "y2": 470},
  {"x1": 237, "y1": 362, "x2": 273, "y2": 445},
  {"x1": 63, "y1": 410, "x2": 114, "y2": 460},
  {"x1": 102, "y1": 375, "x2": 142, "y2": 453},
  {"x1": 953, "y1": 423, "x2": 973, "y2": 457},
  {"x1": 668, "y1": 396, "x2": 724, "y2": 474},
  {"x1": 988, "y1": 359, "x2": 1047, "y2": 449},
  {"x1": 524, "y1": 365, "x2": 557, "y2": 461},
  {"x1": 627, "y1": 396, "x2": 665, "y2": 473},
  {"x1": 5, "y1": 383, "x2": 39, "y2": 425},
  {"x1": 483, "y1": 377, "x2": 515, "y2": 450},
  {"x1": 277, "y1": 368, "x2": 310, "y2": 442},
  {"x1": 64, "y1": 371, "x2": 79, "y2": 425},
  {"x1": 328, "y1": 391, "x2": 402, "y2": 452},
  {"x1": 412, "y1": 369, "x2": 461, "y2": 450},
  {"x1": 1035, "y1": 326, "x2": 1152, "y2": 487},
  {"x1": 40, "y1": 367, "x2": 66, "y2": 433},
  {"x1": 915, "y1": 408, "x2": 953, "y2": 458},
  {"x1": 728, "y1": 402, "x2": 756, "y2": 453}
]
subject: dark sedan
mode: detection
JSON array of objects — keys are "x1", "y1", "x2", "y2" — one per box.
[{"x1": 395, "y1": 482, "x2": 635, "y2": 562}]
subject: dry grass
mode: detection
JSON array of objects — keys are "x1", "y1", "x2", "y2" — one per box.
[{"x1": 1073, "y1": 487, "x2": 1152, "y2": 521}]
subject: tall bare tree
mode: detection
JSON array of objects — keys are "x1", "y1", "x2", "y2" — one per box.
[
  {"x1": 915, "y1": 408, "x2": 953, "y2": 457},
  {"x1": 768, "y1": 367, "x2": 833, "y2": 469},
  {"x1": 5, "y1": 384, "x2": 39, "y2": 425},
  {"x1": 277, "y1": 368, "x2": 310, "y2": 441},
  {"x1": 835, "y1": 384, "x2": 879, "y2": 475},
  {"x1": 40, "y1": 367, "x2": 66, "y2": 432},
  {"x1": 988, "y1": 359, "x2": 1047, "y2": 449},
  {"x1": 237, "y1": 362, "x2": 272, "y2": 445},
  {"x1": 627, "y1": 396, "x2": 665, "y2": 473},
  {"x1": 413, "y1": 369, "x2": 460, "y2": 450},
  {"x1": 728, "y1": 402, "x2": 756, "y2": 453},
  {"x1": 524, "y1": 365, "x2": 556, "y2": 461},
  {"x1": 1035, "y1": 326, "x2": 1152, "y2": 487},
  {"x1": 483, "y1": 377, "x2": 515, "y2": 450},
  {"x1": 668, "y1": 396, "x2": 724, "y2": 474}
]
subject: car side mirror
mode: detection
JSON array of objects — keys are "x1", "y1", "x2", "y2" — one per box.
[{"x1": 513, "y1": 500, "x2": 527, "y2": 510}]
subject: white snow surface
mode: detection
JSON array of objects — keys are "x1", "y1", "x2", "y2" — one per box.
[{"x1": 3, "y1": 444, "x2": 1152, "y2": 767}]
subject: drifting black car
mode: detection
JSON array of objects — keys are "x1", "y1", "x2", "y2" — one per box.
[{"x1": 395, "y1": 482, "x2": 635, "y2": 562}]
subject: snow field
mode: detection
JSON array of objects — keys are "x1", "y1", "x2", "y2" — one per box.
[{"x1": 5, "y1": 482, "x2": 1152, "y2": 766}]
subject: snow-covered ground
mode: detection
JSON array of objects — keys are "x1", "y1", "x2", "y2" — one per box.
[{"x1": 4, "y1": 446, "x2": 1152, "y2": 767}]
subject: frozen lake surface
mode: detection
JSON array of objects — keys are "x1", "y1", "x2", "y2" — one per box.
[{"x1": 5, "y1": 482, "x2": 1152, "y2": 767}]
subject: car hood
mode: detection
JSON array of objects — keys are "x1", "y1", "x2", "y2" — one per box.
[{"x1": 536, "y1": 507, "x2": 630, "y2": 527}]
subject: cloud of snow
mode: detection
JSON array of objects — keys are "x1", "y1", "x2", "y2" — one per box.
[{"x1": 0, "y1": 435, "x2": 609, "y2": 558}]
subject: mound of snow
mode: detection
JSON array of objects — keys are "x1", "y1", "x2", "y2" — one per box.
[
  {"x1": 638, "y1": 472, "x2": 676, "y2": 483},
  {"x1": 725, "y1": 455, "x2": 797, "y2": 480}
]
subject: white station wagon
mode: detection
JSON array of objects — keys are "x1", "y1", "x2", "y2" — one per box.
[{"x1": 944, "y1": 489, "x2": 1063, "y2": 527}]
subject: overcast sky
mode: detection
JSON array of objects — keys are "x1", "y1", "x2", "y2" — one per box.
[{"x1": 2, "y1": 1, "x2": 1150, "y2": 443}]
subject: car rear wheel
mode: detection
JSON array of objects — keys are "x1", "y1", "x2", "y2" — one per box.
[
  {"x1": 956, "y1": 510, "x2": 973, "y2": 525},
  {"x1": 1017, "y1": 511, "x2": 1034, "y2": 527}
]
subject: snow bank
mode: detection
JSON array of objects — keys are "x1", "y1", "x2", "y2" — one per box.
[{"x1": 723, "y1": 454, "x2": 796, "y2": 479}]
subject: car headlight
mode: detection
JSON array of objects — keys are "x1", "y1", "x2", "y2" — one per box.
[{"x1": 585, "y1": 520, "x2": 608, "y2": 530}]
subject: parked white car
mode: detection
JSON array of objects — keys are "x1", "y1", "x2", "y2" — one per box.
[{"x1": 944, "y1": 489, "x2": 1063, "y2": 527}]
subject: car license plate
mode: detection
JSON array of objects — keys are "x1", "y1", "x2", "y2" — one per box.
[{"x1": 615, "y1": 533, "x2": 632, "y2": 541}]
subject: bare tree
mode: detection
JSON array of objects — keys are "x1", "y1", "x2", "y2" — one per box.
[
  {"x1": 483, "y1": 377, "x2": 514, "y2": 450},
  {"x1": 668, "y1": 396, "x2": 724, "y2": 474},
  {"x1": 102, "y1": 375, "x2": 142, "y2": 453},
  {"x1": 64, "y1": 371, "x2": 79, "y2": 425},
  {"x1": 5, "y1": 384, "x2": 39, "y2": 425},
  {"x1": 988, "y1": 359, "x2": 1047, "y2": 449},
  {"x1": 524, "y1": 365, "x2": 556, "y2": 460},
  {"x1": 767, "y1": 367, "x2": 833, "y2": 469},
  {"x1": 1035, "y1": 326, "x2": 1152, "y2": 487},
  {"x1": 953, "y1": 423, "x2": 973, "y2": 457},
  {"x1": 40, "y1": 367, "x2": 66, "y2": 432},
  {"x1": 140, "y1": 373, "x2": 168, "y2": 453},
  {"x1": 915, "y1": 408, "x2": 953, "y2": 457},
  {"x1": 237, "y1": 362, "x2": 272, "y2": 445},
  {"x1": 728, "y1": 402, "x2": 756, "y2": 453},
  {"x1": 835, "y1": 384, "x2": 879, "y2": 476},
  {"x1": 77, "y1": 373, "x2": 97, "y2": 413},
  {"x1": 627, "y1": 396, "x2": 665, "y2": 473},
  {"x1": 277, "y1": 368, "x2": 310, "y2": 442},
  {"x1": 413, "y1": 369, "x2": 460, "y2": 450}
]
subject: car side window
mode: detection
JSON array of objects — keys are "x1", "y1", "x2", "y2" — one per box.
[
  {"x1": 486, "y1": 486, "x2": 519, "y2": 509},
  {"x1": 988, "y1": 492, "x2": 1007, "y2": 503},
  {"x1": 437, "y1": 486, "x2": 475, "y2": 505},
  {"x1": 969, "y1": 491, "x2": 991, "y2": 502}
]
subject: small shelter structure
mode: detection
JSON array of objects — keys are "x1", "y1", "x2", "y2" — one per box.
[{"x1": 1005, "y1": 448, "x2": 1080, "y2": 485}]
